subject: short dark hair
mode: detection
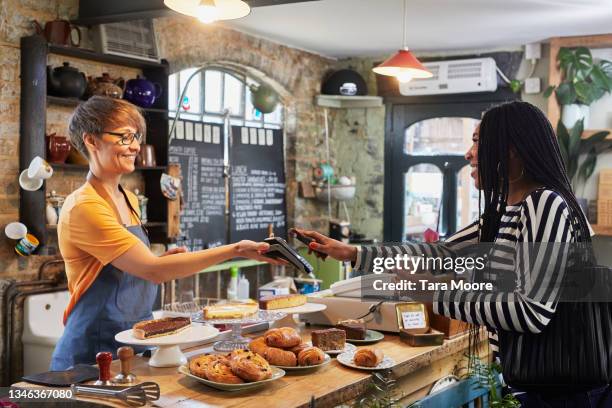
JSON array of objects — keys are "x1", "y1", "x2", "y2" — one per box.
[{"x1": 68, "y1": 96, "x2": 146, "y2": 157}]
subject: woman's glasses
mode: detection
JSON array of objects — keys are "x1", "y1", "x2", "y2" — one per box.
[{"x1": 103, "y1": 131, "x2": 143, "y2": 145}]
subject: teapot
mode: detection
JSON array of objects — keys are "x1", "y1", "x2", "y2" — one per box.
[
  {"x1": 86, "y1": 73, "x2": 125, "y2": 99},
  {"x1": 32, "y1": 19, "x2": 81, "y2": 47},
  {"x1": 123, "y1": 76, "x2": 162, "y2": 108},
  {"x1": 47, "y1": 62, "x2": 87, "y2": 98}
]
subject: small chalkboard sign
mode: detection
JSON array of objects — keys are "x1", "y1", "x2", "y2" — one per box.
[
  {"x1": 169, "y1": 119, "x2": 226, "y2": 251},
  {"x1": 229, "y1": 126, "x2": 287, "y2": 242}
]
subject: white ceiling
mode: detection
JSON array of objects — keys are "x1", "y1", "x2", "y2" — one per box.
[{"x1": 225, "y1": 0, "x2": 612, "y2": 59}]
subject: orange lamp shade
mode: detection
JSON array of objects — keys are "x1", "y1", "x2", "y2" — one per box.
[{"x1": 373, "y1": 49, "x2": 433, "y2": 79}]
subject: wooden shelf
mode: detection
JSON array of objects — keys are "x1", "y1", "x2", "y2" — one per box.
[
  {"x1": 50, "y1": 163, "x2": 167, "y2": 171},
  {"x1": 47, "y1": 95, "x2": 169, "y2": 114},
  {"x1": 582, "y1": 129, "x2": 612, "y2": 140},
  {"x1": 49, "y1": 44, "x2": 165, "y2": 69},
  {"x1": 315, "y1": 95, "x2": 383, "y2": 109},
  {"x1": 592, "y1": 224, "x2": 612, "y2": 236}
]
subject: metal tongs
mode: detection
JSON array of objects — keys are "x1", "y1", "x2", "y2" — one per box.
[{"x1": 71, "y1": 382, "x2": 160, "y2": 407}]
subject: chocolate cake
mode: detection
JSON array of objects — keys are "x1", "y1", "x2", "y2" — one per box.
[
  {"x1": 336, "y1": 319, "x2": 367, "y2": 340},
  {"x1": 132, "y1": 316, "x2": 191, "y2": 339}
]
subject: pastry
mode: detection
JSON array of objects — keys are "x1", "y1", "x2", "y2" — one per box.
[
  {"x1": 336, "y1": 319, "x2": 367, "y2": 340},
  {"x1": 229, "y1": 350, "x2": 273, "y2": 382},
  {"x1": 264, "y1": 327, "x2": 302, "y2": 348},
  {"x1": 249, "y1": 336, "x2": 297, "y2": 367},
  {"x1": 353, "y1": 348, "x2": 384, "y2": 368},
  {"x1": 132, "y1": 316, "x2": 190, "y2": 339},
  {"x1": 189, "y1": 354, "x2": 224, "y2": 379},
  {"x1": 203, "y1": 299, "x2": 259, "y2": 319},
  {"x1": 288, "y1": 342, "x2": 310, "y2": 357},
  {"x1": 311, "y1": 328, "x2": 346, "y2": 351},
  {"x1": 204, "y1": 358, "x2": 244, "y2": 384},
  {"x1": 297, "y1": 347, "x2": 325, "y2": 366},
  {"x1": 259, "y1": 294, "x2": 307, "y2": 310}
]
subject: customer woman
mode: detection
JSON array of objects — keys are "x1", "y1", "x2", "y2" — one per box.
[
  {"x1": 295, "y1": 101, "x2": 611, "y2": 407},
  {"x1": 51, "y1": 96, "x2": 282, "y2": 370}
]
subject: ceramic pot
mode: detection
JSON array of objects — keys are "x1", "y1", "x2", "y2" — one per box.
[
  {"x1": 32, "y1": 19, "x2": 81, "y2": 46},
  {"x1": 47, "y1": 62, "x2": 87, "y2": 98},
  {"x1": 86, "y1": 73, "x2": 125, "y2": 99},
  {"x1": 123, "y1": 76, "x2": 162, "y2": 108},
  {"x1": 136, "y1": 144, "x2": 156, "y2": 167},
  {"x1": 562, "y1": 104, "x2": 590, "y2": 129},
  {"x1": 47, "y1": 133, "x2": 71, "y2": 163}
]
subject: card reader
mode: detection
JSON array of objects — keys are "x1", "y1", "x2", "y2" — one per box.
[{"x1": 264, "y1": 236, "x2": 314, "y2": 274}]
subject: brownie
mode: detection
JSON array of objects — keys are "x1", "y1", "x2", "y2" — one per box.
[
  {"x1": 336, "y1": 319, "x2": 366, "y2": 340},
  {"x1": 311, "y1": 328, "x2": 346, "y2": 351}
]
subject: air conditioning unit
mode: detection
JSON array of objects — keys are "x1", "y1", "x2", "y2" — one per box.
[
  {"x1": 399, "y1": 57, "x2": 498, "y2": 96},
  {"x1": 92, "y1": 20, "x2": 160, "y2": 62}
]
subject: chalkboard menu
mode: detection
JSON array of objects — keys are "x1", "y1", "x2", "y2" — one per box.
[
  {"x1": 229, "y1": 126, "x2": 287, "y2": 242},
  {"x1": 169, "y1": 119, "x2": 226, "y2": 251}
]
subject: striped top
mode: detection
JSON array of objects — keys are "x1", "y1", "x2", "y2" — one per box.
[{"x1": 354, "y1": 188, "x2": 580, "y2": 354}]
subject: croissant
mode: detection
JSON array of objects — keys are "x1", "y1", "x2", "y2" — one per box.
[
  {"x1": 249, "y1": 336, "x2": 297, "y2": 366},
  {"x1": 297, "y1": 346, "x2": 325, "y2": 366},
  {"x1": 289, "y1": 342, "x2": 310, "y2": 357},
  {"x1": 264, "y1": 327, "x2": 302, "y2": 348},
  {"x1": 353, "y1": 348, "x2": 384, "y2": 368}
]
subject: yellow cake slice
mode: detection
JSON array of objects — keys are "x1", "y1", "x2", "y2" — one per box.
[{"x1": 203, "y1": 299, "x2": 259, "y2": 319}]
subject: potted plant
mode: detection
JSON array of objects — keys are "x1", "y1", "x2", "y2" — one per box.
[
  {"x1": 557, "y1": 119, "x2": 611, "y2": 212},
  {"x1": 544, "y1": 47, "x2": 612, "y2": 129}
]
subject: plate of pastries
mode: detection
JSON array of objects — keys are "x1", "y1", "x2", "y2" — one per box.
[
  {"x1": 181, "y1": 350, "x2": 285, "y2": 391},
  {"x1": 335, "y1": 319, "x2": 384, "y2": 344},
  {"x1": 309, "y1": 328, "x2": 356, "y2": 355},
  {"x1": 336, "y1": 347, "x2": 395, "y2": 371},
  {"x1": 249, "y1": 327, "x2": 331, "y2": 371}
]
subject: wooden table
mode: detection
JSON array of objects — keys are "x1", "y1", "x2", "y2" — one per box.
[{"x1": 13, "y1": 328, "x2": 483, "y2": 408}]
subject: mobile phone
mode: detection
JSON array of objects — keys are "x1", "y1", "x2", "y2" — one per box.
[{"x1": 290, "y1": 228, "x2": 328, "y2": 260}]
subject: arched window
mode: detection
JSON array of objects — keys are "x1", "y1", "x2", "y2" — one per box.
[{"x1": 168, "y1": 68, "x2": 283, "y2": 129}]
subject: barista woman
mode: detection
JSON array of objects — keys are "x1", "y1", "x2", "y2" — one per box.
[{"x1": 51, "y1": 96, "x2": 282, "y2": 370}]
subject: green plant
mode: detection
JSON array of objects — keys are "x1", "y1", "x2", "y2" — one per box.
[
  {"x1": 352, "y1": 371, "x2": 402, "y2": 408},
  {"x1": 544, "y1": 47, "x2": 612, "y2": 105},
  {"x1": 463, "y1": 356, "x2": 520, "y2": 408},
  {"x1": 556, "y1": 119, "x2": 611, "y2": 192}
]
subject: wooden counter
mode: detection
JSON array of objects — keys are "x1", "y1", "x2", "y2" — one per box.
[{"x1": 13, "y1": 327, "x2": 484, "y2": 408}]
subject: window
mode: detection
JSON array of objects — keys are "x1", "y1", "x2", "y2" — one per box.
[{"x1": 168, "y1": 69, "x2": 283, "y2": 129}]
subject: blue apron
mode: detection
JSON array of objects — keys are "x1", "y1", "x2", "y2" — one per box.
[{"x1": 50, "y1": 223, "x2": 158, "y2": 370}]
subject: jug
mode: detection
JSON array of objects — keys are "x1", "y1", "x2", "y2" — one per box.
[{"x1": 32, "y1": 19, "x2": 81, "y2": 46}]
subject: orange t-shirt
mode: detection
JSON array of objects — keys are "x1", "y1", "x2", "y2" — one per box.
[{"x1": 58, "y1": 182, "x2": 142, "y2": 324}]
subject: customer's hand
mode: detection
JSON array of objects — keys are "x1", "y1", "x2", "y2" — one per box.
[
  {"x1": 291, "y1": 228, "x2": 357, "y2": 262},
  {"x1": 234, "y1": 240, "x2": 288, "y2": 265}
]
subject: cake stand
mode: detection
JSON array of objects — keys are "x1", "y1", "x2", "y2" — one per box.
[
  {"x1": 270, "y1": 302, "x2": 327, "y2": 328},
  {"x1": 115, "y1": 324, "x2": 219, "y2": 367},
  {"x1": 191, "y1": 310, "x2": 286, "y2": 352}
]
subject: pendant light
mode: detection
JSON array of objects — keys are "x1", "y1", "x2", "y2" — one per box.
[
  {"x1": 372, "y1": 0, "x2": 432, "y2": 83},
  {"x1": 164, "y1": 0, "x2": 251, "y2": 24}
]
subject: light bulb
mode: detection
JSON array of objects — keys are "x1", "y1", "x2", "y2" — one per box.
[
  {"x1": 197, "y1": 1, "x2": 219, "y2": 24},
  {"x1": 396, "y1": 70, "x2": 413, "y2": 83}
]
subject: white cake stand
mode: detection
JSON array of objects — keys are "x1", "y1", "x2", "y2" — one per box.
[
  {"x1": 270, "y1": 302, "x2": 327, "y2": 328},
  {"x1": 115, "y1": 324, "x2": 219, "y2": 367},
  {"x1": 191, "y1": 310, "x2": 286, "y2": 352}
]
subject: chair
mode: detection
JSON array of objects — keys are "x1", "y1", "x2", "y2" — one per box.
[{"x1": 415, "y1": 376, "x2": 501, "y2": 408}]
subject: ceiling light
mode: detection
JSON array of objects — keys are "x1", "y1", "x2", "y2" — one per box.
[
  {"x1": 372, "y1": 0, "x2": 432, "y2": 83},
  {"x1": 164, "y1": 0, "x2": 251, "y2": 24}
]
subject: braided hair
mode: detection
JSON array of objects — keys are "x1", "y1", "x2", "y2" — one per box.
[{"x1": 477, "y1": 100, "x2": 591, "y2": 243}]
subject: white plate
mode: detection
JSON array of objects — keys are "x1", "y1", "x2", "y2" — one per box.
[
  {"x1": 336, "y1": 350, "x2": 395, "y2": 371},
  {"x1": 307, "y1": 341, "x2": 356, "y2": 356},
  {"x1": 115, "y1": 324, "x2": 219, "y2": 346},
  {"x1": 178, "y1": 365, "x2": 285, "y2": 392},
  {"x1": 267, "y1": 302, "x2": 327, "y2": 314},
  {"x1": 273, "y1": 353, "x2": 332, "y2": 371}
]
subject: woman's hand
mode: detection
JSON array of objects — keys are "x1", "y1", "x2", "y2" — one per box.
[
  {"x1": 291, "y1": 228, "x2": 357, "y2": 262},
  {"x1": 233, "y1": 240, "x2": 288, "y2": 265},
  {"x1": 160, "y1": 246, "x2": 188, "y2": 256}
]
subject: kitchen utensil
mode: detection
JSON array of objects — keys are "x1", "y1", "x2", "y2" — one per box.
[
  {"x1": 114, "y1": 346, "x2": 137, "y2": 384},
  {"x1": 47, "y1": 133, "x2": 72, "y2": 163},
  {"x1": 86, "y1": 73, "x2": 125, "y2": 99},
  {"x1": 123, "y1": 76, "x2": 162, "y2": 108},
  {"x1": 5, "y1": 222, "x2": 27, "y2": 240},
  {"x1": 71, "y1": 383, "x2": 147, "y2": 407},
  {"x1": 28, "y1": 156, "x2": 53, "y2": 179},
  {"x1": 47, "y1": 62, "x2": 87, "y2": 98},
  {"x1": 15, "y1": 233, "x2": 39, "y2": 256},
  {"x1": 178, "y1": 365, "x2": 285, "y2": 392},
  {"x1": 19, "y1": 169, "x2": 43, "y2": 191},
  {"x1": 94, "y1": 352, "x2": 113, "y2": 386},
  {"x1": 136, "y1": 144, "x2": 156, "y2": 167},
  {"x1": 336, "y1": 350, "x2": 395, "y2": 371},
  {"x1": 32, "y1": 19, "x2": 81, "y2": 46}
]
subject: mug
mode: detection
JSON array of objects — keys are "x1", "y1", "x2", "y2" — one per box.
[
  {"x1": 27, "y1": 156, "x2": 53, "y2": 179},
  {"x1": 15, "y1": 233, "x2": 39, "y2": 256},
  {"x1": 136, "y1": 144, "x2": 156, "y2": 167}
]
